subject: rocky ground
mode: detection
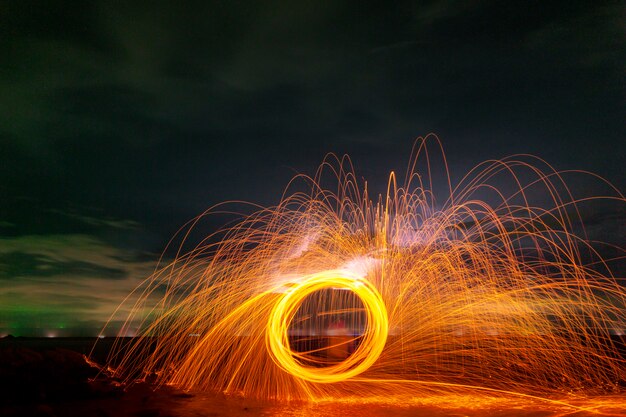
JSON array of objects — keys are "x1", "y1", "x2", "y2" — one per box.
[
  {"x1": 1, "y1": 336, "x2": 623, "y2": 417},
  {"x1": 0, "y1": 336, "x2": 189, "y2": 417}
]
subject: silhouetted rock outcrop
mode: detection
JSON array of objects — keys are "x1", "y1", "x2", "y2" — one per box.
[{"x1": 0, "y1": 347, "x2": 99, "y2": 405}]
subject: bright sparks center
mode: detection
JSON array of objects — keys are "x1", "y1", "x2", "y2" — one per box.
[{"x1": 266, "y1": 270, "x2": 389, "y2": 383}]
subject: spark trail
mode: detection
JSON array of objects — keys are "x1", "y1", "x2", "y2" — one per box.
[{"x1": 99, "y1": 136, "x2": 625, "y2": 413}]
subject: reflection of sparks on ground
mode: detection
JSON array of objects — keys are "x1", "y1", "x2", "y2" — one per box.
[
  {"x1": 100, "y1": 136, "x2": 625, "y2": 414},
  {"x1": 165, "y1": 389, "x2": 626, "y2": 417}
]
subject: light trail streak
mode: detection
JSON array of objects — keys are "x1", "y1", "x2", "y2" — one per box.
[{"x1": 98, "y1": 135, "x2": 625, "y2": 413}]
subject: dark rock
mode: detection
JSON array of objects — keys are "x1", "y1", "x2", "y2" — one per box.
[
  {"x1": 35, "y1": 404, "x2": 56, "y2": 417},
  {"x1": 0, "y1": 346, "x2": 102, "y2": 405},
  {"x1": 134, "y1": 409, "x2": 160, "y2": 417},
  {"x1": 0, "y1": 404, "x2": 57, "y2": 417},
  {"x1": 91, "y1": 408, "x2": 111, "y2": 417}
]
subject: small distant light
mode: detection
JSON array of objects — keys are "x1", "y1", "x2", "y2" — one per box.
[{"x1": 98, "y1": 335, "x2": 106, "y2": 339}]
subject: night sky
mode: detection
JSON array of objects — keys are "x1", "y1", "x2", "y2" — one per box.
[{"x1": 1, "y1": 1, "x2": 624, "y2": 336}]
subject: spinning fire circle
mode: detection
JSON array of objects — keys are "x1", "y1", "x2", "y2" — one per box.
[{"x1": 266, "y1": 270, "x2": 389, "y2": 383}]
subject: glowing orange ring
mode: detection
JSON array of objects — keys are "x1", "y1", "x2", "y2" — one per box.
[{"x1": 266, "y1": 270, "x2": 388, "y2": 383}]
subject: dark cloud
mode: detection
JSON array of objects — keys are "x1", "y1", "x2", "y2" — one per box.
[
  {"x1": 0, "y1": 251, "x2": 127, "y2": 280},
  {"x1": 0, "y1": 1, "x2": 623, "y2": 334},
  {"x1": 46, "y1": 209, "x2": 140, "y2": 230},
  {"x1": 0, "y1": 233, "x2": 159, "y2": 335}
]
